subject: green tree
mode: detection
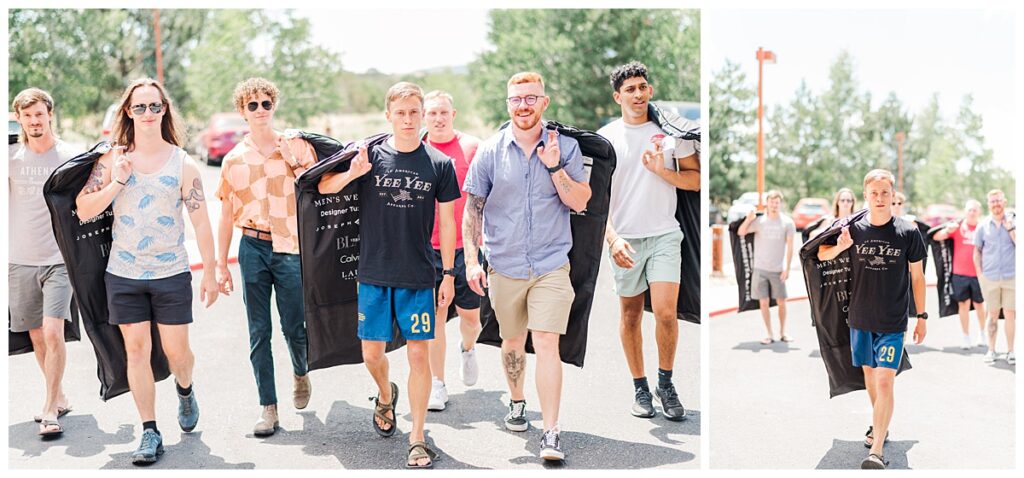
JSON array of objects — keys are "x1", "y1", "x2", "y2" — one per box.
[
  {"x1": 470, "y1": 9, "x2": 699, "y2": 131},
  {"x1": 709, "y1": 60, "x2": 755, "y2": 208}
]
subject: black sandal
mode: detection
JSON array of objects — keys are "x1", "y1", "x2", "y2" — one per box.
[
  {"x1": 406, "y1": 440, "x2": 438, "y2": 469},
  {"x1": 864, "y1": 426, "x2": 889, "y2": 448},
  {"x1": 370, "y1": 382, "x2": 399, "y2": 437},
  {"x1": 861, "y1": 453, "x2": 888, "y2": 469}
]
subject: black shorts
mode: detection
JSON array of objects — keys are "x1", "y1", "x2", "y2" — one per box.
[
  {"x1": 951, "y1": 274, "x2": 984, "y2": 304},
  {"x1": 432, "y1": 248, "x2": 482, "y2": 311},
  {"x1": 105, "y1": 271, "x2": 194, "y2": 325}
]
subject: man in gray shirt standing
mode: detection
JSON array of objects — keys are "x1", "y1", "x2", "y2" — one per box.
[
  {"x1": 738, "y1": 190, "x2": 796, "y2": 344},
  {"x1": 9, "y1": 88, "x2": 77, "y2": 437}
]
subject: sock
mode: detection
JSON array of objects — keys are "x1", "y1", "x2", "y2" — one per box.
[
  {"x1": 633, "y1": 377, "x2": 649, "y2": 392},
  {"x1": 143, "y1": 421, "x2": 160, "y2": 435},
  {"x1": 657, "y1": 369, "x2": 673, "y2": 389},
  {"x1": 176, "y1": 381, "x2": 193, "y2": 396}
]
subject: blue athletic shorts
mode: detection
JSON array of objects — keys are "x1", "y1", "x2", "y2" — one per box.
[
  {"x1": 358, "y1": 283, "x2": 435, "y2": 341},
  {"x1": 850, "y1": 327, "x2": 904, "y2": 370}
]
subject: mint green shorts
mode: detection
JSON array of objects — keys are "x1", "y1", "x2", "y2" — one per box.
[{"x1": 608, "y1": 229, "x2": 684, "y2": 297}]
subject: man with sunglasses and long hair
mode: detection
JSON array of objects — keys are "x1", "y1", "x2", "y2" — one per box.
[
  {"x1": 215, "y1": 77, "x2": 317, "y2": 437},
  {"x1": 462, "y1": 71, "x2": 591, "y2": 461},
  {"x1": 77, "y1": 78, "x2": 219, "y2": 464}
]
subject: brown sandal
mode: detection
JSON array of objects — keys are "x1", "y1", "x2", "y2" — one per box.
[
  {"x1": 370, "y1": 382, "x2": 398, "y2": 437},
  {"x1": 406, "y1": 440, "x2": 438, "y2": 468},
  {"x1": 38, "y1": 419, "x2": 63, "y2": 437}
]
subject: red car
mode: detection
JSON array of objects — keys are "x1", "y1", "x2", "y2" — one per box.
[
  {"x1": 792, "y1": 197, "x2": 830, "y2": 231},
  {"x1": 921, "y1": 203, "x2": 961, "y2": 227},
  {"x1": 197, "y1": 113, "x2": 249, "y2": 166}
]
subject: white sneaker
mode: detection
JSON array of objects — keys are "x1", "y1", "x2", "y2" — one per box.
[
  {"x1": 960, "y1": 335, "x2": 971, "y2": 350},
  {"x1": 983, "y1": 350, "x2": 997, "y2": 363},
  {"x1": 1007, "y1": 352, "x2": 1016, "y2": 365},
  {"x1": 460, "y1": 346, "x2": 479, "y2": 387},
  {"x1": 427, "y1": 378, "x2": 448, "y2": 411},
  {"x1": 976, "y1": 338, "x2": 988, "y2": 348}
]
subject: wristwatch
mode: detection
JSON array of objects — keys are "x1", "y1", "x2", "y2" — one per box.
[
  {"x1": 546, "y1": 163, "x2": 563, "y2": 174},
  {"x1": 916, "y1": 312, "x2": 928, "y2": 320},
  {"x1": 442, "y1": 268, "x2": 456, "y2": 278}
]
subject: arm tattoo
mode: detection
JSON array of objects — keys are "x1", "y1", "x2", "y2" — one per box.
[
  {"x1": 556, "y1": 171, "x2": 573, "y2": 193},
  {"x1": 85, "y1": 162, "x2": 106, "y2": 191},
  {"x1": 184, "y1": 177, "x2": 205, "y2": 212},
  {"x1": 503, "y1": 351, "x2": 525, "y2": 386},
  {"x1": 463, "y1": 194, "x2": 486, "y2": 254}
]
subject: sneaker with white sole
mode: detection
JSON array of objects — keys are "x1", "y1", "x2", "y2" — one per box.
[
  {"x1": 505, "y1": 400, "x2": 528, "y2": 432},
  {"x1": 539, "y1": 428, "x2": 564, "y2": 461},
  {"x1": 460, "y1": 346, "x2": 479, "y2": 387},
  {"x1": 983, "y1": 350, "x2": 997, "y2": 363},
  {"x1": 1007, "y1": 352, "x2": 1016, "y2": 365},
  {"x1": 976, "y1": 338, "x2": 988, "y2": 348},
  {"x1": 427, "y1": 378, "x2": 448, "y2": 411},
  {"x1": 960, "y1": 335, "x2": 971, "y2": 350}
]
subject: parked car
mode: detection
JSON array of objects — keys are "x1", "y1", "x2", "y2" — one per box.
[
  {"x1": 196, "y1": 113, "x2": 249, "y2": 166},
  {"x1": 653, "y1": 101, "x2": 700, "y2": 121},
  {"x1": 726, "y1": 191, "x2": 766, "y2": 223},
  {"x1": 921, "y1": 203, "x2": 961, "y2": 227},
  {"x1": 99, "y1": 103, "x2": 119, "y2": 143},
  {"x1": 792, "y1": 197, "x2": 830, "y2": 231},
  {"x1": 9, "y1": 111, "x2": 20, "y2": 144}
]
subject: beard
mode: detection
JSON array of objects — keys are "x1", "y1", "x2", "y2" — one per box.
[{"x1": 512, "y1": 110, "x2": 541, "y2": 131}]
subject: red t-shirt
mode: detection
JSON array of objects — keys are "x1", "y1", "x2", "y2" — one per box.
[
  {"x1": 950, "y1": 222, "x2": 978, "y2": 277},
  {"x1": 428, "y1": 131, "x2": 479, "y2": 250}
]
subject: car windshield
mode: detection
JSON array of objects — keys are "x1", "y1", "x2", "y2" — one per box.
[
  {"x1": 799, "y1": 204, "x2": 825, "y2": 212},
  {"x1": 216, "y1": 117, "x2": 248, "y2": 129}
]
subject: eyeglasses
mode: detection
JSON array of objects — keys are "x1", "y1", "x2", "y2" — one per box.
[
  {"x1": 507, "y1": 95, "x2": 544, "y2": 107},
  {"x1": 247, "y1": 100, "x2": 274, "y2": 112},
  {"x1": 130, "y1": 102, "x2": 165, "y2": 115},
  {"x1": 838, "y1": 199, "x2": 854, "y2": 204}
]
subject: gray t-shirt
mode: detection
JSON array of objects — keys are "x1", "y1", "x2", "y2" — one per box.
[
  {"x1": 8, "y1": 140, "x2": 77, "y2": 265},
  {"x1": 746, "y1": 214, "x2": 796, "y2": 272}
]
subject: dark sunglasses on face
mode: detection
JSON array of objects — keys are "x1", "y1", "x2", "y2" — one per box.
[
  {"x1": 247, "y1": 100, "x2": 274, "y2": 112},
  {"x1": 130, "y1": 102, "x2": 165, "y2": 115},
  {"x1": 892, "y1": 202, "x2": 903, "y2": 206},
  {"x1": 507, "y1": 95, "x2": 543, "y2": 107}
]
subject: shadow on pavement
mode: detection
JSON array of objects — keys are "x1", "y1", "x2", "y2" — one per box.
[
  {"x1": 9, "y1": 415, "x2": 134, "y2": 459},
  {"x1": 100, "y1": 431, "x2": 256, "y2": 469},
  {"x1": 649, "y1": 409, "x2": 700, "y2": 444},
  {"x1": 733, "y1": 341, "x2": 803, "y2": 354},
  {"x1": 505, "y1": 430, "x2": 695, "y2": 469},
  {"x1": 815, "y1": 438, "x2": 917, "y2": 470}
]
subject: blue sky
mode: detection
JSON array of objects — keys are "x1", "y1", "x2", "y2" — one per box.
[{"x1": 706, "y1": 9, "x2": 1015, "y2": 168}]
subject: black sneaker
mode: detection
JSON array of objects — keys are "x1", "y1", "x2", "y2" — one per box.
[
  {"x1": 505, "y1": 400, "x2": 528, "y2": 432},
  {"x1": 539, "y1": 429, "x2": 564, "y2": 461},
  {"x1": 655, "y1": 384, "x2": 686, "y2": 421},
  {"x1": 631, "y1": 387, "x2": 656, "y2": 418},
  {"x1": 861, "y1": 453, "x2": 888, "y2": 469}
]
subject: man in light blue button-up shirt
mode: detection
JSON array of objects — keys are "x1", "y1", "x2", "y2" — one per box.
[
  {"x1": 461, "y1": 71, "x2": 591, "y2": 462},
  {"x1": 974, "y1": 189, "x2": 1016, "y2": 364}
]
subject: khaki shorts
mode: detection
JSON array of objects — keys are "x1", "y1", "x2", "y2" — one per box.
[
  {"x1": 8, "y1": 264, "x2": 73, "y2": 333},
  {"x1": 488, "y1": 263, "x2": 574, "y2": 339},
  {"x1": 979, "y1": 275, "x2": 1015, "y2": 311}
]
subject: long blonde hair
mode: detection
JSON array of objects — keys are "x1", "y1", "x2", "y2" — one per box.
[{"x1": 111, "y1": 77, "x2": 185, "y2": 148}]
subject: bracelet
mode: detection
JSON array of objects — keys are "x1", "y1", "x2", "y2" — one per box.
[
  {"x1": 546, "y1": 163, "x2": 563, "y2": 174},
  {"x1": 1008, "y1": 227, "x2": 1016, "y2": 232},
  {"x1": 115, "y1": 176, "x2": 128, "y2": 186},
  {"x1": 608, "y1": 236, "x2": 621, "y2": 246}
]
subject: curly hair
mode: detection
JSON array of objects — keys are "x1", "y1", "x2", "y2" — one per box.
[
  {"x1": 610, "y1": 61, "x2": 650, "y2": 92},
  {"x1": 233, "y1": 77, "x2": 280, "y2": 113}
]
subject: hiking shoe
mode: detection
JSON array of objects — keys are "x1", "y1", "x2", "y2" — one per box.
[
  {"x1": 984, "y1": 350, "x2": 997, "y2": 363},
  {"x1": 460, "y1": 345, "x2": 479, "y2": 387},
  {"x1": 293, "y1": 374, "x2": 311, "y2": 410},
  {"x1": 1007, "y1": 352, "x2": 1016, "y2": 365},
  {"x1": 631, "y1": 387, "x2": 656, "y2": 418},
  {"x1": 428, "y1": 378, "x2": 448, "y2": 411},
  {"x1": 177, "y1": 390, "x2": 199, "y2": 432},
  {"x1": 861, "y1": 453, "x2": 888, "y2": 469},
  {"x1": 539, "y1": 428, "x2": 564, "y2": 461},
  {"x1": 655, "y1": 384, "x2": 686, "y2": 421},
  {"x1": 131, "y1": 429, "x2": 164, "y2": 465},
  {"x1": 505, "y1": 400, "x2": 528, "y2": 432},
  {"x1": 253, "y1": 404, "x2": 279, "y2": 437}
]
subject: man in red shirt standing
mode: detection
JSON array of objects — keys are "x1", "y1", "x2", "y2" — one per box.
[
  {"x1": 421, "y1": 90, "x2": 483, "y2": 411},
  {"x1": 933, "y1": 200, "x2": 987, "y2": 349}
]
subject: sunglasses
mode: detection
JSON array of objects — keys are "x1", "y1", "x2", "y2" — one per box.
[
  {"x1": 247, "y1": 100, "x2": 274, "y2": 112},
  {"x1": 892, "y1": 202, "x2": 903, "y2": 206},
  {"x1": 507, "y1": 95, "x2": 544, "y2": 107},
  {"x1": 130, "y1": 102, "x2": 165, "y2": 115}
]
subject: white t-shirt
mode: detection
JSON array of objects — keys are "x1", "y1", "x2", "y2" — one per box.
[
  {"x1": 8, "y1": 140, "x2": 77, "y2": 265},
  {"x1": 597, "y1": 119, "x2": 696, "y2": 239}
]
